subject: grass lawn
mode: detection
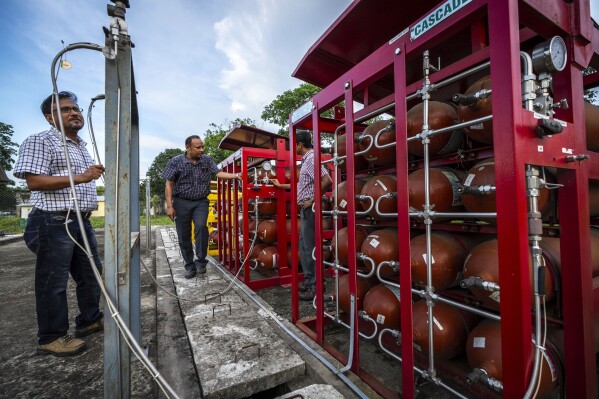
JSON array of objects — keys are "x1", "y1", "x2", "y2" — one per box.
[{"x1": 0, "y1": 215, "x2": 175, "y2": 234}]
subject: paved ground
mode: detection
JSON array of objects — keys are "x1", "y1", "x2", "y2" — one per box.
[{"x1": 0, "y1": 228, "x2": 157, "y2": 399}]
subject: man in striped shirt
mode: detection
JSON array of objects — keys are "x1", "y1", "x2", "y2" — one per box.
[
  {"x1": 272, "y1": 130, "x2": 332, "y2": 300},
  {"x1": 13, "y1": 91, "x2": 105, "y2": 356}
]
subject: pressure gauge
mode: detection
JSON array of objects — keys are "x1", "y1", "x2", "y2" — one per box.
[{"x1": 532, "y1": 36, "x2": 567, "y2": 74}]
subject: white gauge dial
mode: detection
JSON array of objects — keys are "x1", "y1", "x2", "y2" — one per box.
[
  {"x1": 549, "y1": 36, "x2": 567, "y2": 72},
  {"x1": 531, "y1": 36, "x2": 568, "y2": 74}
]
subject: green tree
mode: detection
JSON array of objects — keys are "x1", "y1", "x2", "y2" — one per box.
[
  {"x1": 145, "y1": 148, "x2": 184, "y2": 205},
  {"x1": 203, "y1": 117, "x2": 256, "y2": 164},
  {"x1": 584, "y1": 68, "x2": 597, "y2": 104},
  {"x1": 0, "y1": 123, "x2": 18, "y2": 172},
  {"x1": 261, "y1": 83, "x2": 322, "y2": 134},
  {"x1": 96, "y1": 185, "x2": 105, "y2": 196}
]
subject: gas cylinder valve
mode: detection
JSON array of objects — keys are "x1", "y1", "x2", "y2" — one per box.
[{"x1": 466, "y1": 368, "x2": 503, "y2": 392}]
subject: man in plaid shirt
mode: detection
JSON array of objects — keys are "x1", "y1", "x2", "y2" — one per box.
[
  {"x1": 272, "y1": 130, "x2": 332, "y2": 300},
  {"x1": 162, "y1": 135, "x2": 240, "y2": 279},
  {"x1": 13, "y1": 91, "x2": 105, "y2": 356}
]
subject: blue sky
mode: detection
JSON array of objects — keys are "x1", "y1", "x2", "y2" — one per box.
[
  {"x1": 0, "y1": 0, "x2": 352, "y2": 184},
  {"x1": 0, "y1": 1, "x2": 597, "y2": 186}
]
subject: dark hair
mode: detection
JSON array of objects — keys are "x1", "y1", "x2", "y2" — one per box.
[
  {"x1": 40, "y1": 91, "x2": 78, "y2": 115},
  {"x1": 296, "y1": 130, "x2": 313, "y2": 148},
  {"x1": 185, "y1": 135, "x2": 201, "y2": 146}
]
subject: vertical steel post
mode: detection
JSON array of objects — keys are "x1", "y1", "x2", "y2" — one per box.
[
  {"x1": 146, "y1": 175, "x2": 151, "y2": 258},
  {"x1": 104, "y1": 3, "x2": 139, "y2": 396},
  {"x1": 343, "y1": 80, "x2": 360, "y2": 373},
  {"x1": 487, "y1": 0, "x2": 532, "y2": 396},
  {"x1": 393, "y1": 42, "x2": 415, "y2": 399}
]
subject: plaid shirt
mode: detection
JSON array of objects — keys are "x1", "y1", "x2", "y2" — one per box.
[
  {"x1": 297, "y1": 149, "x2": 329, "y2": 205},
  {"x1": 161, "y1": 153, "x2": 220, "y2": 200},
  {"x1": 13, "y1": 127, "x2": 98, "y2": 212}
]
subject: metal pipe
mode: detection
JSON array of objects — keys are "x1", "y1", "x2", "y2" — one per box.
[
  {"x1": 375, "y1": 192, "x2": 398, "y2": 217},
  {"x1": 373, "y1": 123, "x2": 396, "y2": 149},
  {"x1": 314, "y1": 295, "x2": 379, "y2": 341},
  {"x1": 378, "y1": 329, "x2": 469, "y2": 399},
  {"x1": 523, "y1": 165, "x2": 546, "y2": 399},
  {"x1": 422, "y1": 50, "x2": 437, "y2": 379},
  {"x1": 467, "y1": 368, "x2": 503, "y2": 392},
  {"x1": 338, "y1": 295, "x2": 356, "y2": 372},
  {"x1": 520, "y1": 51, "x2": 536, "y2": 111},
  {"x1": 460, "y1": 276, "x2": 500, "y2": 292}
]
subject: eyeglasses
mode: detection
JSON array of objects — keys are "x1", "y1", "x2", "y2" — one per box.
[{"x1": 55, "y1": 106, "x2": 83, "y2": 114}]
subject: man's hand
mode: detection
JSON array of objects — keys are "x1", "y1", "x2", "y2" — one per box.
[
  {"x1": 166, "y1": 205, "x2": 176, "y2": 221},
  {"x1": 270, "y1": 178, "x2": 281, "y2": 188},
  {"x1": 77, "y1": 164, "x2": 105, "y2": 183},
  {"x1": 302, "y1": 198, "x2": 314, "y2": 209}
]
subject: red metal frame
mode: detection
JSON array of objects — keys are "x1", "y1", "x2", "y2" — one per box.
[
  {"x1": 217, "y1": 139, "x2": 300, "y2": 291},
  {"x1": 290, "y1": 0, "x2": 598, "y2": 398}
]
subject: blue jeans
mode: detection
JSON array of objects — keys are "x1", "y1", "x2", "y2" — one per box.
[
  {"x1": 172, "y1": 197, "x2": 209, "y2": 271},
  {"x1": 299, "y1": 207, "x2": 316, "y2": 288},
  {"x1": 24, "y1": 209, "x2": 103, "y2": 344}
]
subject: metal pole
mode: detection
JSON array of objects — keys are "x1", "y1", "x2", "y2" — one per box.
[{"x1": 146, "y1": 175, "x2": 151, "y2": 257}]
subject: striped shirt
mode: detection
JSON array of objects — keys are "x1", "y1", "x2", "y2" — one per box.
[
  {"x1": 297, "y1": 149, "x2": 329, "y2": 205},
  {"x1": 161, "y1": 153, "x2": 220, "y2": 200},
  {"x1": 13, "y1": 127, "x2": 98, "y2": 212}
]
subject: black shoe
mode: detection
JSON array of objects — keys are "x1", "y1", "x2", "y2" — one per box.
[
  {"x1": 197, "y1": 264, "x2": 207, "y2": 274},
  {"x1": 185, "y1": 268, "x2": 197, "y2": 279},
  {"x1": 298, "y1": 282, "x2": 309, "y2": 292},
  {"x1": 299, "y1": 288, "x2": 315, "y2": 301}
]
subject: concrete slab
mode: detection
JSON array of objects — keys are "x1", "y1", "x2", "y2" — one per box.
[
  {"x1": 186, "y1": 313, "x2": 305, "y2": 399},
  {"x1": 276, "y1": 384, "x2": 345, "y2": 398}
]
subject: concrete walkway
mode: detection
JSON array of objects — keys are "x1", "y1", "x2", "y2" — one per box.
[{"x1": 155, "y1": 226, "x2": 378, "y2": 399}]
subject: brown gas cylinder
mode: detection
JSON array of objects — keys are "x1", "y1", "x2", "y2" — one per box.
[
  {"x1": 336, "y1": 273, "x2": 377, "y2": 314},
  {"x1": 256, "y1": 245, "x2": 278, "y2": 268},
  {"x1": 461, "y1": 158, "x2": 551, "y2": 214},
  {"x1": 257, "y1": 219, "x2": 278, "y2": 243},
  {"x1": 337, "y1": 133, "x2": 370, "y2": 172},
  {"x1": 412, "y1": 300, "x2": 477, "y2": 360},
  {"x1": 585, "y1": 102, "x2": 599, "y2": 152},
  {"x1": 410, "y1": 232, "x2": 471, "y2": 290},
  {"x1": 363, "y1": 284, "x2": 401, "y2": 331},
  {"x1": 466, "y1": 320, "x2": 559, "y2": 397},
  {"x1": 407, "y1": 101, "x2": 462, "y2": 157},
  {"x1": 248, "y1": 197, "x2": 277, "y2": 216},
  {"x1": 458, "y1": 75, "x2": 493, "y2": 145},
  {"x1": 361, "y1": 229, "x2": 399, "y2": 279},
  {"x1": 590, "y1": 180, "x2": 599, "y2": 218},
  {"x1": 463, "y1": 239, "x2": 555, "y2": 310},
  {"x1": 360, "y1": 175, "x2": 397, "y2": 219},
  {"x1": 249, "y1": 243, "x2": 268, "y2": 260},
  {"x1": 245, "y1": 219, "x2": 258, "y2": 237},
  {"x1": 539, "y1": 227, "x2": 599, "y2": 276},
  {"x1": 358, "y1": 120, "x2": 396, "y2": 167},
  {"x1": 333, "y1": 225, "x2": 370, "y2": 267},
  {"x1": 336, "y1": 179, "x2": 366, "y2": 213},
  {"x1": 322, "y1": 217, "x2": 333, "y2": 230},
  {"x1": 409, "y1": 167, "x2": 465, "y2": 214}
]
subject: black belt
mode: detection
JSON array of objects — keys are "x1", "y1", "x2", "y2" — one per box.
[
  {"x1": 33, "y1": 209, "x2": 93, "y2": 219},
  {"x1": 174, "y1": 196, "x2": 207, "y2": 201}
]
